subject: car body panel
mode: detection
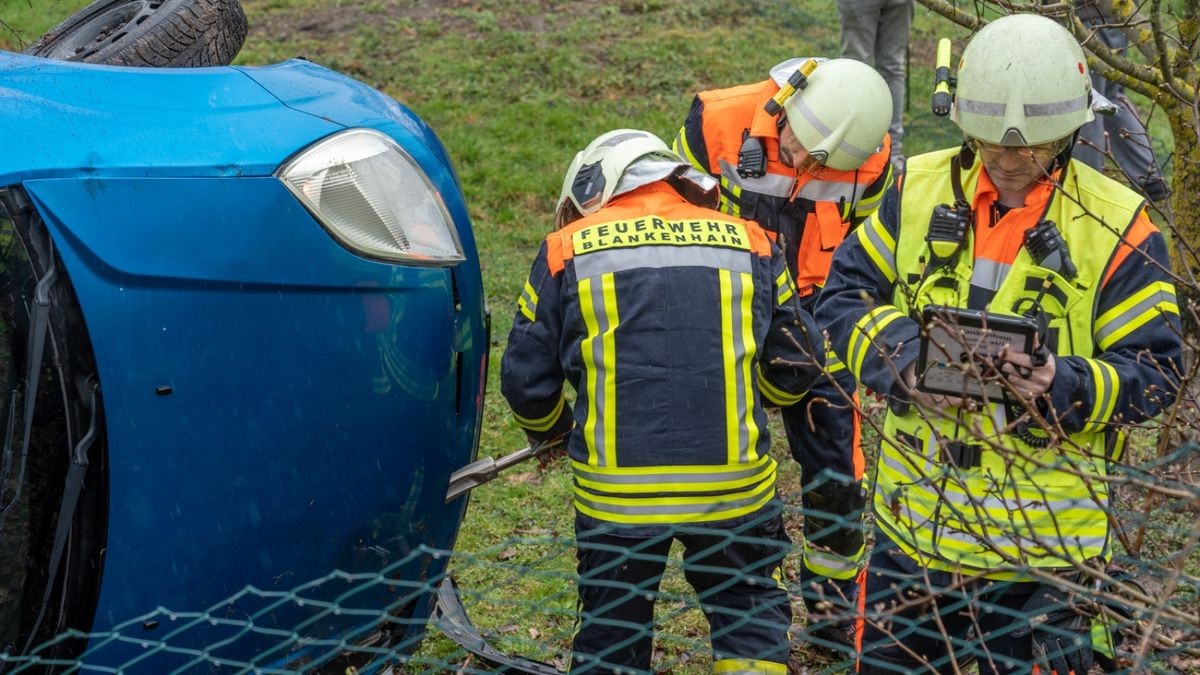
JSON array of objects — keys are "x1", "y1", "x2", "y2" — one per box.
[{"x1": 2, "y1": 49, "x2": 486, "y2": 669}]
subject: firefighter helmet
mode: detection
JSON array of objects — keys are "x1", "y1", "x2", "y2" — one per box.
[
  {"x1": 952, "y1": 13, "x2": 1093, "y2": 146},
  {"x1": 781, "y1": 58, "x2": 892, "y2": 171},
  {"x1": 555, "y1": 129, "x2": 716, "y2": 226}
]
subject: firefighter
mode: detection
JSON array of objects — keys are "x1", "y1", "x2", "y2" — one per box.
[
  {"x1": 814, "y1": 14, "x2": 1182, "y2": 673},
  {"x1": 500, "y1": 129, "x2": 827, "y2": 673},
  {"x1": 672, "y1": 57, "x2": 894, "y2": 647}
]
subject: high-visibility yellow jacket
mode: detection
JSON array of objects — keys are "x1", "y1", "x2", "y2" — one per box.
[
  {"x1": 817, "y1": 147, "x2": 1182, "y2": 573},
  {"x1": 500, "y1": 182, "x2": 826, "y2": 532}
]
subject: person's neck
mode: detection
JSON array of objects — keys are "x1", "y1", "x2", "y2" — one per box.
[{"x1": 995, "y1": 187, "x2": 1031, "y2": 208}]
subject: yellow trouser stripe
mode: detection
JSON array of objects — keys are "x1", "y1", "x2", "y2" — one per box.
[
  {"x1": 803, "y1": 540, "x2": 865, "y2": 579},
  {"x1": 713, "y1": 658, "x2": 787, "y2": 674},
  {"x1": 512, "y1": 390, "x2": 565, "y2": 432}
]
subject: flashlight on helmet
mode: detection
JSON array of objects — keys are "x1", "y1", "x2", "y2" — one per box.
[
  {"x1": 932, "y1": 38, "x2": 954, "y2": 117},
  {"x1": 764, "y1": 58, "x2": 819, "y2": 116}
]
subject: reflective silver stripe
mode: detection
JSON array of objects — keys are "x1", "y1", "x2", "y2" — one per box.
[
  {"x1": 803, "y1": 545, "x2": 861, "y2": 577},
  {"x1": 730, "y1": 271, "x2": 752, "y2": 463},
  {"x1": 1094, "y1": 287, "x2": 1176, "y2": 347},
  {"x1": 796, "y1": 178, "x2": 861, "y2": 203},
  {"x1": 956, "y1": 95, "x2": 1090, "y2": 120},
  {"x1": 956, "y1": 98, "x2": 1006, "y2": 116},
  {"x1": 790, "y1": 96, "x2": 873, "y2": 161},
  {"x1": 970, "y1": 258, "x2": 1010, "y2": 292},
  {"x1": 585, "y1": 277, "x2": 614, "y2": 468},
  {"x1": 717, "y1": 159, "x2": 795, "y2": 197},
  {"x1": 575, "y1": 483, "x2": 771, "y2": 517},
  {"x1": 934, "y1": 523, "x2": 1107, "y2": 555},
  {"x1": 573, "y1": 245, "x2": 751, "y2": 279},
  {"x1": 573, "y1": 463, "x2": 770, "y2": 485},
  {"x1": 1025, "y1": 95, "x2": 1089, "y2": 117},
  {"x1": 881, "y1": 443, "x2": 934, "y2": 485},
  {"x1": 936, "y1": 488, "x2": 1104, "y2": 513}
]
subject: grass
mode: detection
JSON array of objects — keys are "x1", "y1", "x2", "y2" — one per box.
[{"x1": 0, "y1": 0, "x2": 1192, "y2": 672}]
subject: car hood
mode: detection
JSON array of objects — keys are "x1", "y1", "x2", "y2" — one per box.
[{"x1": 0, "y1": 51, "x2": 446, "y2": 183}]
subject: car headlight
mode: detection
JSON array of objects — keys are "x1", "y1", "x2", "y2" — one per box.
[{"x1": 277, "y1": 128, "x2": 465, "y2": 265}]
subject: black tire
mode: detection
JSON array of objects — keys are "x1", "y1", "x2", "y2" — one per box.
[
  {"x1": 0, "y1": 188, "x2": 107, "y2": 662},
  {"x1": 25, "y1": 0, "x2": 247, "y2": 67}
]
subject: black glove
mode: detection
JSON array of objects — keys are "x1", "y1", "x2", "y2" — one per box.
[{"x1": 1015, "y1": 581, "x2": 1096, "y2": 675}]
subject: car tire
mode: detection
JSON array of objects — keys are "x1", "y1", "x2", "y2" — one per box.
[
  {"x1": 25, "y1": 0, "x2": 247, "y2": 67},
  {"x1": 0, "y1": 189, "x2": 107, "y2": 659}
]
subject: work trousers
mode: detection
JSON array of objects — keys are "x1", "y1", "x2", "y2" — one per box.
[
  {"x1": 836, "y1": 0, "x2": 912, "y2": 161},
  {"x1": 780, "y1": 366, "x2": 866, "y2": 615},
  {"x1": 1072, "y1": 24, "x2": 1168, "y2": 201},
  {"x1": 570, "y1": 508, "x2": 792, "y2": 674},
  {"x1": 856, "y1": 529, "x2": 1041, "y2": 674}
]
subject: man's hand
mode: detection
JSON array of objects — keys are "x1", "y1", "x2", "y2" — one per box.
[
  {"x1": 999, "y1": 349, "x2": 1056, "y2": 400},
  {"x1": 900, "y1": 363, "x2": 968, "y2": 410}
]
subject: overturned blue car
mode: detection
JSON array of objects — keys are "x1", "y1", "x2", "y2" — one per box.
[{"x1": 0, "y1": 30, "x2": 487, "y2": 673}]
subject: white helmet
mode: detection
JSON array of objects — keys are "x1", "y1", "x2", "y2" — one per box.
[
  {"x1": 781, "y1": 58, "x2": 892, "y2": 171},
  {"x1": 951, "y1": 14, "x2": 1093, "y2": 146},
  {"x1": 555, "y1": 129, "x2": 716, "y2": 226}
]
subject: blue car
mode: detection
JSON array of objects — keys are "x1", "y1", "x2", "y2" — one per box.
[{"x1": 0, "y1": 42, "x2": 487, "y2": 672}]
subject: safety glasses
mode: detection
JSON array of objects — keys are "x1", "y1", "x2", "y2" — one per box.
[{"x1": 967, "y1": 137, "x2": 1066, "y2": 164}]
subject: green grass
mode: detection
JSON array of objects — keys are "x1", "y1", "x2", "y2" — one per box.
[{"x1": 1, "y1": 0, "x2": 1193, "y2": 672}]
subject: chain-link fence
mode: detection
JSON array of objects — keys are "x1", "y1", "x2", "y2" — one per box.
[{"x1": 2, "y1": 434, "x2": 1197, "y2": 673}]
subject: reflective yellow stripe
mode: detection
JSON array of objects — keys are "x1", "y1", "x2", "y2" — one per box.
[
  {"x1": 599, "y1": 275, "x2": 619, "y2": 467},
  {"x1": 579, "y1": 277, "x2": 600, "y2": 467},
  {"x1": 719, "y1": 175, "x2": 742, "y2": 217},
  {"x1": 775, "y1": 268, "x2": 795, "y2": 305},
  {"x1": 672, "y1": 126, "x2": 701, "y2": 169},
  {"x1": 512, "y1": 390, "x2": 565, "y2": 432},
  {"x1": 572, "y1": 455, "x2": 775, "y2": 494},
  {"x1": 1083, "y1": 358, "x2": 1120, "y2": 432},
  {"x1": 721, "y1": 270, "x2": 738, "y2": 464},
  {"x1": 856, "y1": 216, "x2": 897, "y2": 282},
  {"x1": 518, "y1": 278, "x2": 539, "y2": 322},
  {"x1": 825, "y1": 347, "x2": 846, "y2": 375},
  {"x1": 803, "y1": 540, "x2": 865, "y2": 580},
  {"x1": 758, "y1": 364, "x2": 803, "y2": 406},
  {"x1": 1094, "y1": 280, "x2": 1178, "y2": 350},
  {"x1": 720, "y1": 270, "x2": 758, "y2": 463},
  {"x1": 738, "y1": 271, "x2": 759, "y2": 462},
  {"x1": 574, "y1": 473, "x2": 776, "y2": 524},
  {"x1": 848, "y1": 306, "x2": 903, "y2": 379},
  {"x1": 713, "y1": 659, "x2": 787, "y2": 674},
  {"x1": 579, "y1": 275, "x2": 618, "y2": 467}
]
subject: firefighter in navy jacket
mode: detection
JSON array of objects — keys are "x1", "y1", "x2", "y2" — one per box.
[
  {"x1": 815, "y1": 16, "x2": 1181, "y2": 673},
  {"x1": 501, "y1": 129, "x2": 826, "y2": 673},
  {"x1": 673, "y1": 57, "x2": 894, "y2": 645}
]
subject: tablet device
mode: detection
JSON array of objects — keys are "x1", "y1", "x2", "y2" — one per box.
[{"x1": 917, "y1": 305, "x2": 1038, "y2": 401}]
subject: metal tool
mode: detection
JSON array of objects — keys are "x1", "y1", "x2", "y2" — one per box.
[{"x1": 445, "y1": 436, "x2": 565, "y2": 503}]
